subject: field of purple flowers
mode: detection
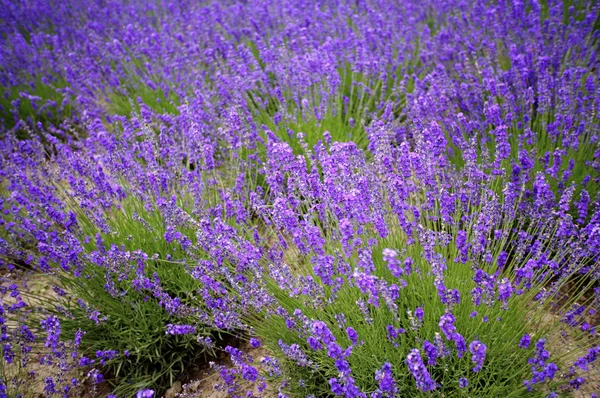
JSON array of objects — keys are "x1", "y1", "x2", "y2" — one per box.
[{"x1": 1, "y1": 0, "x2": 600, "y2": 397}]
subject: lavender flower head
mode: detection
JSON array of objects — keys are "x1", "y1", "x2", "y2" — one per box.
[
  {"x1": 469, "y1": 340, "x2": 487, "y2": 372},
  {"x1": 165, "y1": 324, "x2": 196, "y2": 335},
  {"x1": 136, "y1": 389, "x2": 154, "y2": 398},
  {"x1": 519, "y1": 334, "x2": 531, "y2": 349},
  {"x1": 406, "y1": 349, "x2": 436, "y2": 392}
]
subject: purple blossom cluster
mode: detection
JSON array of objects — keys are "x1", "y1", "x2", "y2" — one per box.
[
  {"x1": 469, "y1": 340, "x2": 487, "y2": 373},
  {"x1": 165, "y1": 324, "x2": 196, "y2": 336},
  {"x1": 406, "y1": 349, "x2": 437, "y2": 392},
  {"x1": 524, "y1": 339, "x2": 559, "y2": 391},
  {"x1": 1, "y1": 0, "x2": 600, "y2": 396}
]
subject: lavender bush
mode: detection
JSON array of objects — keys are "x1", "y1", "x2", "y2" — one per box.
[
  {"x1": 241, "y1": 134, "x2": 599, "y2": 396},
  {"x1": 1, "y1": 0, "x2": 599, "y2": 397}
]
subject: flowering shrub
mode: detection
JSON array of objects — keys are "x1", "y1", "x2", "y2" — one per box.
[
  {"x1": 234, "y1": 135, "x2": 598, "y2": 396},
  {"x1": 1, "y1": 0, "x2": 599, "y2": 397}
]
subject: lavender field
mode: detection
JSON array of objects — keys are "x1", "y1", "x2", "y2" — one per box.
[{"x1": 1, "y1": 0, "x2": 600, "y2": 397}]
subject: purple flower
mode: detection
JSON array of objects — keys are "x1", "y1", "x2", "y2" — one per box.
[
  {"x1": 279, "y1": 340, "x2": 313, "y2": 367},
  {"x1": 439, "y1": 312, "x2": 467, "y2": 357},
  {"x1": 434, "y1": 331, "x2": 449, "y2": 350},
  {"x1": 241, "y1": 364, "x2": 259, "y2": 381},
  {"x1": 423, "y1": 340, "x2": 438, "y2": 366},
  {"x1": 406, "y1": 349, "x2": 436, "y2": 392},
  {"x1": 386, "y1": 324, "x2": 405, "y2": 344},
  {"x1": 44, "y1": 377, "x2": 56, "y2": 395},
  {"x1": 79, "y1": 356, "x2": 94, "y2": 366},
  {"x1": 524, "y1": 339, "x2": 558, "y2": 389},
  {"x1": 375, "y1": 363, "x2": 397, "y2": 395},
  {"x1": 569, "y1": 377, "x2": 585, "y2": 390},
  {"x1": 249, "y1": 338, "x2": 261, "y2": 348},
  {"x1": 414, "y1": 307, "x2": 424, "y2": 322},
  {"x1": 498, "y1": 278, "x2": 513, "y2": 307},
  {"x1": 88, "y1": 369, "x2": 104, "y2": 385},
  {"x1": 165, "y1": 324, "x2": 196, "y2": 335},
  {"x1": 307, "y1": 336, "x2": 323, "y2": 351},
  {"x1": 497, "y1": 251, "x2": 508, "y2": 269},
  {"x1": 74, "y1": 329, "x2": 85, "y2": 347},
  {"x1": 459, "y1": 377, "x2": 468, "y2": 388},
  {"x1": 454, "y1": 333, "x2": 467, "y2": 358},
  {"x1": 312, "y1": 321, "x2": 335, "y2": 345},
  {"x1": 96, "y1": 349, "x2": 119, "y2": 365},
  {"x1": 327, "y1": 343, "x2": 345, "y2": 360},
  {"x1": 346, "y1": 327, "x2": 359, "y2": 345},
  {"x1": 225, "y1": 345, "x2": 247, "y2": 365},
  {"x1": 335, "y1": 358, "x2": 351, "y2": 375},
  {"x1": 261, "y1": 356, "x2": 282, "y2": 377},
  {"x1": 469, "y1": 340, "x2": 487, "y2": 372},
  {"x1": 40, "y1": 315, "x2": 61, "y2": 352},
  {"x1": 329, "y1": 378, "x2": 344, "y2": 395},
  {"x1": 403, "y1": 257, "x2": 413, "y2": 275},
  {"x1": 197, "y1": 336, "x2": 215, "y2": 349},
  {"x1": 136, "y1": 389, "x2": 154, "y2": 398},
  {"x1": 2, "y1": 344, "x2": 14, "y2": 364},
  {"x1": 383, "y1": 249, "x2": 404, "y2": 277},
  {"x1": 519, "y1": 334, "x2": 531, "y2": 349},
  {"x1": 439, "y1": 313, "x2": 457, "y2": 340},
  {"x1": 573, "y1": 345, "x2": 600, "y2": 371}
]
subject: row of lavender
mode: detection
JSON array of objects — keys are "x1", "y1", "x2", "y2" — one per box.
[{"x1": 1, "y1": 0, "x2": 600, "y2": 397}]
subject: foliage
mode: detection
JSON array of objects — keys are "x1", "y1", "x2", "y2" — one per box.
[{"x1": 1, "y1": 1, "x2": 599, "y2": 397}]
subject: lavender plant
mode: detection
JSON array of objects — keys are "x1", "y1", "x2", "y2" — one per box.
[
  {"x1": 405, "y1": 0, "x2": 600, "y2": 199},
  {"x1": 1, "y1": 0, "x2": 599, "y2": 397},
  {"x1": 0, "y1": 118, "x2": 259, "y2": 395},
  {"x1": 228, "y1": 135, "x2": 600, "y2": 397},
  {"x1": 1, "y1": 118, "x2": 313, "y2": 394}
]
